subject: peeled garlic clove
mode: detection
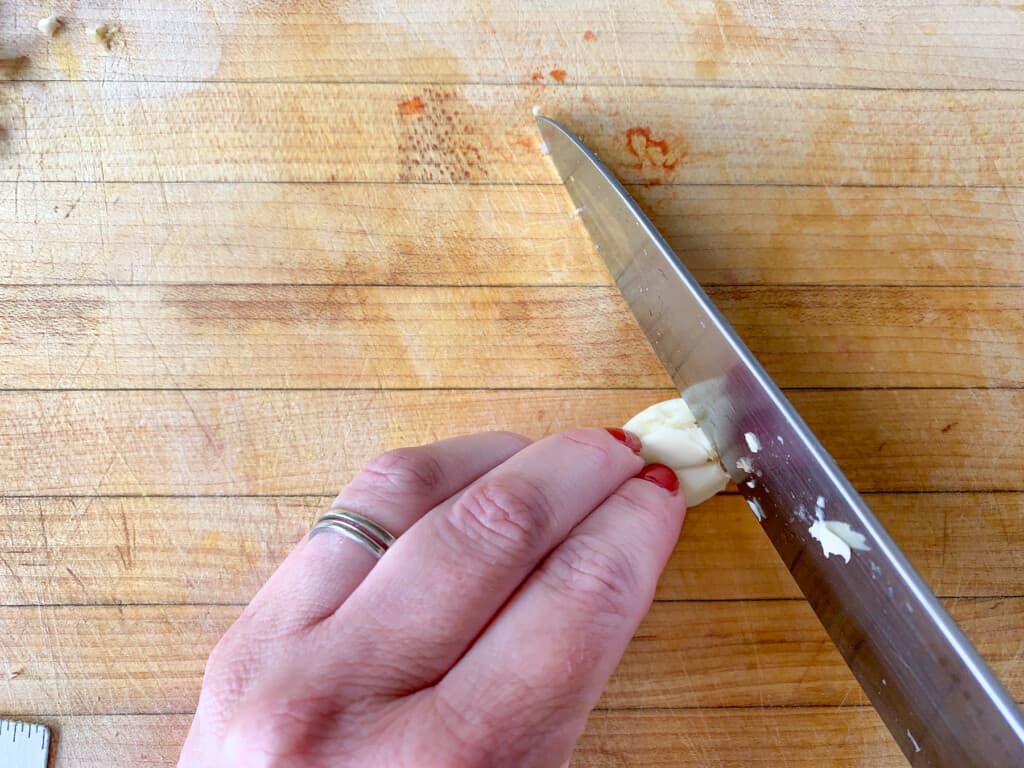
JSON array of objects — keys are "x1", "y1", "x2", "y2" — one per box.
[{"x1": 624, "y1": 398, "x2": 731, "y2": 508}]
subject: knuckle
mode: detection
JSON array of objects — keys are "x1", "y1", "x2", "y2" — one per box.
[
  {"x1": 445, "y1": 477, "x2": 553, "y2": 563},
  {"x1": 357, "y1": 446, "x2": 445, "y2": 498},
  {"x1": 223, "y1": 699, "x2": 337, "y2": 768},
  {"x1": 539, "y1": 534, "x2": 640, "y2": 620}
]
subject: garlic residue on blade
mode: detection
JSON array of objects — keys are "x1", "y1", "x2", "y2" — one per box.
[
  {"x1": 744, "y1": 432, "x2": 761, "y2": 453},
  {"x1": 623, "y1": 398, "x2": 731, "y2": 507},
  {"x1": 37, "y1": 15, "x2": 61, "y2": 36},
  {"x1": 808, "y1": 513, "x2": 870, "y2": 564}
]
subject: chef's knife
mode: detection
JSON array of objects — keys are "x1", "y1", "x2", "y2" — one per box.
[{"x1": 535, "y1": 114, "x2": 1024, "y2": 767}]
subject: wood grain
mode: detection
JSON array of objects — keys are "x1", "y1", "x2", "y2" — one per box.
[
  {"x1": 2, "y1": 600, "x2": 1021, "y2": 715},
  {"x1": 26, "y1": 709, "x2": 905, "y2": 767},
  {"x1": 5, "y1": 1, "x2": 1023, "y2": 764},
  {"x1": 2, "y1": 389, "x2": 1022, "y2": 496},
  {"x1": 5, "y1": 183, "x2": 1024, "y2": 288},
  {"x1": 2, "y1": 493, "x2": 1022, "y2": 606},
  {"x1": 4, "y1": 83, "x2": 1023, "y2": 185},
  {"x1": 2, "y1": 285, "x2": 1022, "y2": 389},
  {"x1": 6, "y1": 0, "x2": 1024, "y2": 89},
  {"x1": 578, "y1": 708, "x2": 902, "y2": 767}
]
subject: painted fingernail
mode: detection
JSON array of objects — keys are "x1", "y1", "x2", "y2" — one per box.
[
  {"x1": 606, "y1": 427, "x2": 642, "y2": 454},
  {"x1": 638, "y1": 463, "x2": 679, "y2": 494}
]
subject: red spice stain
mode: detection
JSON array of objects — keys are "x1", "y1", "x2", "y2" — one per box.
[
  {"x1": 583, "y1": 30, "x2": 597, "y2": 42},
  {"x1": 549, "y1": 68, "x2": 567, "y2": 83},
  {"x1": 510, "y1": 136, "x2": 536, "y2": 151},
  {"x1": 397, "y1": 96, "x2": 425, "y2": 116},
  {"x1": 530, "y1": 71, "x2": 544, "y2": 82},
  {"x1": 582, "y1": 94, "x2": 592, "y2": 103},
  {"x1": 624, "y1": 126, "x2": 687, "y2": 172}
]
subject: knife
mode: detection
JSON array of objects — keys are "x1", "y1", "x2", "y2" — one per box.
[{"x1": 535, "y1": 114, "x2": 1024, "y2": 767}]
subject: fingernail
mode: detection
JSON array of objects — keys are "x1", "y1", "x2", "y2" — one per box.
[
  {"x1": 638, "y1": 463, "x2": 679, "y2": 494},
  {"x1": 605, "y1": 427, "x2": 642, "y2": 454}
]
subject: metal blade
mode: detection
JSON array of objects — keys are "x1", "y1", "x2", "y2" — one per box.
[{"x1": 536, "y1": 114, "x2": 1024, "y2": 767}]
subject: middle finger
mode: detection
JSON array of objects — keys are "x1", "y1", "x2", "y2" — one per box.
[{"x1": 320, "y1": 427, "x2": 644, "y2": 693}]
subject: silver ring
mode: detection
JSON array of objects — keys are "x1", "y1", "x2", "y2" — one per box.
[{"x1": 309, "y1": 509, "x2": 398, "y2": 560}]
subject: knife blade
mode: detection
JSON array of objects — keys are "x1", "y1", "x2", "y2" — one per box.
[{"x1": 535, "y1": 114, "x2": 1024, "y2": 767}]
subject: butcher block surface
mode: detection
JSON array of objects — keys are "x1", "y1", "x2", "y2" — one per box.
[{"x1": 2, "y1": 2, "x2": 1024, "y2": 765}]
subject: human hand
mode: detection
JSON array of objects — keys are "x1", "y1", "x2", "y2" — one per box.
[{"x1": 179, "y1": 428, "x2": 686, "y2": 767}]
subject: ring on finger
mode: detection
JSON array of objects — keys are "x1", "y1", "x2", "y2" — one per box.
[{"x1": 310, "y1": 509, "x2": 398, "y2": 560}]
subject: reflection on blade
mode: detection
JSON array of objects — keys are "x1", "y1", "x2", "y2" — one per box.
[{"x1": 535, "y1": 114, "x2": 1024, "y2": 767}]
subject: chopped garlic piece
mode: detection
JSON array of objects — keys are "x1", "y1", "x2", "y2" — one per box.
[
  {"x1": 624, "y1": 398, "x2": 730, "y2": 507},
  {"x1": 87, "y1": 23, "x2": 116, "y2": 47},
  {"x1": 37, "y1": 15, "x2": 61, "y2": 36},
  {"x1": 744, "y1": 431, "x2": 761, "y2": 453},
  {"x1": 808, "y1": 517, "x2": 870, "y2": 563}
]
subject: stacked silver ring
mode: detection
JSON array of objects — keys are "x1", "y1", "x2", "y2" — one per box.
[{"x1": 309, "y1": 509, "x2": 398, "y2": 559}]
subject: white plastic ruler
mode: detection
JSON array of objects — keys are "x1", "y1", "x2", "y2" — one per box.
[{"x1": 0, "y1": 719, "x2": 51, "y2": 768}]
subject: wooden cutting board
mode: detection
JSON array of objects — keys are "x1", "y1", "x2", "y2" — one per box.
[{"x1": 2, "y1": 2, "x2": 1023, "y2": 765}]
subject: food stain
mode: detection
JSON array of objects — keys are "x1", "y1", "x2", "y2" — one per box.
[
  {"x1": 694, "y1": 0, "x2": 768, "y2": 81},
  {"x1": 530, "y1": 70, "x2": 544, "y2": 82},
  {"x1": 549, "y1": 68, "x2": 567, "y2": 83},
  {"x1": 583, "y1": 30, "x2": 597, "y2": 42},
  {"x1": 624, "y1": 126, "x2": 688, "y2": 173},
  {"x1": 395, "y1": 86, "x2": 483, "y2": 183},
  {"x1": 397, "y1": 95, "x2": 425, "y2": 116}
]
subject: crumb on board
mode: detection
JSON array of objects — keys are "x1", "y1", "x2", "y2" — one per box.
[
  {"x1": 5, "y1": 665, "x2": 24, "y2": 681},
  {"x1": 87, "y1": 22, "x2": 117, "y2": 48},
  {"x1": 37, "y1": 15, "x2": 61, "y2": 36}
]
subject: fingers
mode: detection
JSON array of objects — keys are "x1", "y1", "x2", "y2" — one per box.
[
  {"x1": 321, "y1": 428, "x2": 646, "y2": 694},
  {"x1": 425, "y1": 473, "x2": 685, "y2": 764},
  {"x1": 241, "y1": 431, "x2": 531, "y2": 634}
]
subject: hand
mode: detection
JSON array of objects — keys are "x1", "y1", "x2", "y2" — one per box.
[{"x1": 179, "y1": 428, "x2": 686, "y2": 767}]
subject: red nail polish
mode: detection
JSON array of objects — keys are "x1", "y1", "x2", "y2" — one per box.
[
  {"x1": 638, "y1": 463, "x2": 679, "y2": 494},
  {"x1": 605, "y1": 427, "x2": 642, "y2": 454}
]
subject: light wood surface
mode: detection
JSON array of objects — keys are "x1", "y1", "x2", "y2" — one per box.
[
  {"x1": 2, "y1": 1, "x2": 1023, "y2": 766},
  {"x1": 2, "y1": 286, "x2": 1023, "y2": 388},
  {"x1": 6, "y1": 0, "x2": 1024, "y2": 89},
  {"x1": 2, "y1": 598, "x2": 1022, "y2": 716},
  {"x1": 4, "y1": 493, "x2": 1022, "y2": 606},
  {"x1": 4, "y1": 83, "x2": 1024, "y2": 185},
  {"x1": 6, "y1": 183, "x2": 1024, "y2": 287}
]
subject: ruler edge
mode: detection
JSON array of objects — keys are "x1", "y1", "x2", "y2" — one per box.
[{"x1": 0, "y1": 718, "x2": 52, "y2": 767}]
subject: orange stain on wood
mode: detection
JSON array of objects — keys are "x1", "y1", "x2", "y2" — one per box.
[
  {"x1": 530, "y1": 71, "x2": 544, "y2": 82},
  {"x1": 695, "y1": 0, "x2": 768, "y2": 81},
  {"x1": 583, "y1": 30, "x2": 597, "y2": 42},
  {"x1": 397, "y1": 96, "x2": 425, "y2": 116},
  {"x1": 549, "y1": 68, "x2": 568, "y2": 83},
  {"x1": 625, "y1": 126, "x2": 688, "y2": 172}
]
